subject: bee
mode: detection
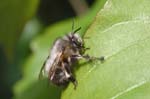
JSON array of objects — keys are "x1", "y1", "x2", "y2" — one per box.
[{"x1": 39, "y1": 22, "x2": 104, "y2": 89}]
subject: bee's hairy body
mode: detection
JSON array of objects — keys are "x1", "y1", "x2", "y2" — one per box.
[
  {"x1": 39, "y1": 28, "x2": 87, "y2": 89},
  {"x1": 48, "y1": 37, "x2": 80, "y2": 86},
  {"x1": 39, "y1": 27, "x2": 104, "y2": 89}
]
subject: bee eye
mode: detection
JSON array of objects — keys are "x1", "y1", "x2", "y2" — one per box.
[
  {"x1": 73, "y1": 40, "x2": 78, "y2": 45},
  {"x1": 73, "y1": 40, "x2": 82, "y2": 47}
]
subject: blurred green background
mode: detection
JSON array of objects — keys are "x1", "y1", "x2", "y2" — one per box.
[{"x1": 0, "y1": 0, "x2": 106, "y2": 98}]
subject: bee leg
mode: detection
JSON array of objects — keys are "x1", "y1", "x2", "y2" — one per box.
[
  {"x1": 69, "y1": 75, "x2": 78, "y2": 89},
  {"x1": 72, "y1": 54, "x2": 105, "y2": 62},
  {"x1": 67, "y1": 57, "x2": 72, "y2": 66},
  {"x1": 83, "y1": 55, "x2": 105, "y2": 62},
  {"x1": 84, "y1": 47, "x2": 90, "y2": 50},
  {"x1": 99, "y1": 56, "x2": 105, "y2": 62},
  {"x1": 82, "y1": 55, "x2": 105, "y2": 61},
  {"x1": 62, "y1": 62, "x2": 78, "y2": 89}
]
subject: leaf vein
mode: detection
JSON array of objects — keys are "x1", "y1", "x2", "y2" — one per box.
[{"x1": 110, "y1": 80, "x2": 147, "y2": 99}]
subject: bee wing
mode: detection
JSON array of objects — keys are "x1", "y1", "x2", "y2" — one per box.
[
  {"x1": 39, "y1": 38, "x2": 66, "y2": 80},
  {"x1": 39, "y1": 56, "x2": 49, "y2": 79},
  {"x1": 39, "y1": 51, "x2": 63, "y2": 80},
  {"x1": 48, "y1": 51, "x2": 63, "y2": 80}
]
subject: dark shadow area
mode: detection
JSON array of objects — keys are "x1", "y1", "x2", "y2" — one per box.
[
  {"x1": 0, "y1": 46, "x2": 12, "y2": 99},
  {"x1": 37, "y1": 0, "x2": 96, "y2": 25}
]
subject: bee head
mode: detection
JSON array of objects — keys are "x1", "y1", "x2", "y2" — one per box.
[{"x1": 69, "y1": 27, "x2": 84, "y2": 48}]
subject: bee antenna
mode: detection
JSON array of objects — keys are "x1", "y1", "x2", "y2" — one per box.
[
  {"x1": 71, "y1": 18, "x2": 75, "y2": 33},
  {"x1": 73, "y1": 27, "x2": 81, "y2": 34},
  {"x1": 71, "y1": 18, "x2": 81, "y2": 34}
]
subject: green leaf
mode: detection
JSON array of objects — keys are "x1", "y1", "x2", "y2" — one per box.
[
  {"x1": 62, "y1": 0, "x2": 150, "y2": 99},
  {"x1": 0, "y1": 0, "x2": 39, "y2": 60}
]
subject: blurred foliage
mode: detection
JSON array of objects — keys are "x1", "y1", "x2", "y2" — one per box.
[
  {"x1": 0, "y1": 0, "x2": 39, "y2": 98},
  {"x1": 16, "y1": 18, "x2": 43, "y2": 68},
  {"x1": 0, "y1": 0, "x2": 39, "y2": 61}
]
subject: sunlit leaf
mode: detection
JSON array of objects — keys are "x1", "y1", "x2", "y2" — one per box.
[{"x1": 62, "y1": 0, "x2": 150, "y2": 99}]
